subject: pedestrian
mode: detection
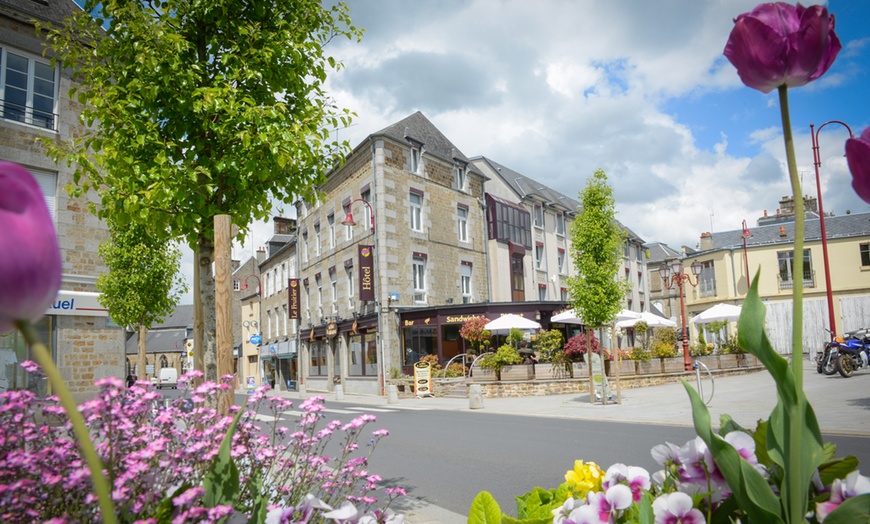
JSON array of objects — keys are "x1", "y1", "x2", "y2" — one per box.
[{"x1": 126, "y1": 373, "x2": 135, "y2": 388}]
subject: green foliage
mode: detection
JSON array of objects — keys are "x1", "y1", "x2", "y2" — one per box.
[
  {"x1": 567, "y1": 170, "x2": 631, "y2": 329},
  {"x1": 533, "y1": 329, "x2": 564, "y2": 361},
  {"x1": 460, "y1": 316, "x2": 492, "y2": 355},
  {"x1": 651, "y1": 328, "x2": 678, "y2": 359},
  {"x1": 707, "y1": 320, "x2": 728, "y2": 347},
  {"x1": 697, "y1": 329, "x2": 706, "y2": 348},
  {"x1": 467, "y1": 491, "x2": 502, "y2": 524},
  {"x1": 719, "y1": 335, "x2": 745, "y2": 355},
  {"x1": 507, "y1": 328, "x2": 525, "y2": 346},
  {"x1": 563, "y1": 332, "x2": 599, "y2": 360},
  {"x1": 96, "y1": 222, "x2": 186, "y2": 329},
  {"x1": 634, "y1": 321, "x2": 652, "y2": 353},
  {"x1": 479, "y1": 345, "x2": 523, "y2": 381},
  {"x1": 630, "y1": 346, "x2": 652, "y2": 362},
  {"x1": 690, "y1": 342, "x2": 714, "y2": 357}
]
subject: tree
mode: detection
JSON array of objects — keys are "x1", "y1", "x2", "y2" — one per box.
[
  {"x1": 567, "y1": 170, "x2": 631, "y2": 403},
  {"x1": 97, "y1": 223, "x2": 187, "y2": 381},
  {"x1": 459, "y1": 316, "x2": 492, "y2": 356},
  {"x1": 39, "y1": 0, "x2": 361, "y2": 380}
]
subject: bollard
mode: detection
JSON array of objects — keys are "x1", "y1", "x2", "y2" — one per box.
[
  {"x1": 298, "y1": 384, "x2": 307, "y2": 396},
  {"x1": 335, "y1": 384, "x2": 345, "y2": 401},
  {"x1": 468, "y1": 383, "x2": 484, "y2": 409},
  {"x1": 387, "y1": 384, "x2": 399, "y2": 404}
]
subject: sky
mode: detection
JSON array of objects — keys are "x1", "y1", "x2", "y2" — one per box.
[{"x1": 184, "y1": 0, "x2": 870, "y2": 303}]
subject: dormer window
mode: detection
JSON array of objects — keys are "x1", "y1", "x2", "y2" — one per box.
[
  {"x1": 410, "y1": 146, "x2": 421, "y2": 174},
  {"x1": 454, "y1": 164, "x2": 466, "y2": 191}
]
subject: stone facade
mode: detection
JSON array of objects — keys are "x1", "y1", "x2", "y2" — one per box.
[{"x1": 0, "y1": 1, "x2": 125, "y2": 400}]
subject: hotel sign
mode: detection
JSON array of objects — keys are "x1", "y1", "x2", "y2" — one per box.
[
  {"x1": 288, "y1": 278, "x2": 300, "y2": 319},
  {"x1": 358, "y1": 245, "x2": 375, "y2": 301}
]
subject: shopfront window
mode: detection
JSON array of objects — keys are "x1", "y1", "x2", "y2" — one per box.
[
  {"x1": 309, "y1": 340, "x2": 326, "y2": 376},
  {"x1": 349, "y1": 332, "x2": 378, "y2": 376},
  {"x1": 402, "y1": 326, "x2": 436, "y2": 367},
  {"x1": 1, "y1": 315, "x2": 55, "y2": 395}
]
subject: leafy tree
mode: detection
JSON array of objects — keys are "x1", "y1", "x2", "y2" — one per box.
[
  {"x1": 459, "y1": 316, "x2": 492, "y2": 356},
  {"x1": 533, "y1": 329, "x2": 564, "y2": 361},
  {"x1": 567, "y1": 170, "x2": 630, "y2": 401},
  {"x1": 478, "y1": 345, "x2": 522, "y2": 381},
  {"x1": 97, "y1": 223, "x2": 187, "y2": 380},
  {"x1": 651, "y1": 328, "x2": 679, "y2": 359},
  {"x1": 634, "y1": 321, "x2": 651, "y2": 353},
  {"x1": 39, "y1": 0, "x2": 361, "y2": 380}
]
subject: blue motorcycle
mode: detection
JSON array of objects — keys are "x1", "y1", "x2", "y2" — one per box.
[{"x1": 835, "y1": 327, "x2": 870, "y2": 378}]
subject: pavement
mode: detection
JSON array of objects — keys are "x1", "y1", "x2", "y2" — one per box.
[{"x1": 261, "y1": 360, "x2": 870, "y2": 523}]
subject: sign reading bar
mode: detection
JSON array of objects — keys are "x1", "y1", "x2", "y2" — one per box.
[
  {"x1": 358, "y1": 244, "x2": 375, "y2": 301},
  {"x1": 288, "y1": 278, "x2": 300, "y2": 319}
]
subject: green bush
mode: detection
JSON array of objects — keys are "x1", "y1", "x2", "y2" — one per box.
[
  {"x1": 533, "y1": 329, "x2": 565, "y2": 362},
  {"x1": 630, "y1": 346, "x2": 651, "y2": 362},
  {"x1": 479, "y1": 344, "x2": 523, "y2": 380},
  {"x1": 719, "y1": 334, "x2": 745, "y2": 355},
  {"x1": 690, "y1": 342, "x2": 714, "y2": 357},
  {"x1": 651, "y1": 328, "x2": 678, "y2": 358}
]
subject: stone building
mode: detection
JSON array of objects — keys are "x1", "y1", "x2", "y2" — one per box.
[{"x1": 0, "y1": 0, "x2": 125, "y2": 399}]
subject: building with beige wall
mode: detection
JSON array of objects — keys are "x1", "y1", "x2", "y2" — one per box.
[
  {"x1": 0, "y1": 0, "x2": 125, "y2": 399},
  {"x1": 676, "y1": 210, "x2": 870, "y2": 356}
]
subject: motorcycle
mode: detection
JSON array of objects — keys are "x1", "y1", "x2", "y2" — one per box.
[
  {"x1": 835, "y1": 328, "x2": 870, "y2": 378},
  {"x1": 816, "y1": 328, "x2": 845, "y2": 376}
]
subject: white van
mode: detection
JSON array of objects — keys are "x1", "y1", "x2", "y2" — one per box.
[{"x1": 157, "y1": 368, "x2": 178, "y2": 389}]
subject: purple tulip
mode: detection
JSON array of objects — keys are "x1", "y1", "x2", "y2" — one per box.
[
  {"x1": 846, "y1": 127, "x2": 870, "y2": 204},
  {"x1": 724, "y1": 2, "x2": 841, "y2": 94},
  {"x1": 0, "y1": 162, "x2": 62, "y2": 333}
]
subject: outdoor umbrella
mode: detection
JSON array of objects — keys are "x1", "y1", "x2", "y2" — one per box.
[
  {"x1": 484, "y1": 313, "x2": 542, "y2": 334},
  {"x1": 615, "y1": 310, "x2": 677, "y2": 329},
  {"x1": 690, "y1": 303, "x2": 742, "y2": 325},
  {"x1": 551, "y1": 309, "x2": 585, "y2": 325},
  {"x1": 615, "y1": 309, "x2": 642, "y2": 322}
]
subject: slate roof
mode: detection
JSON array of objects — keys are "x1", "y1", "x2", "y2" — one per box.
[
  {"x1": 125, "y1": 328, "x2": 188, "y2": 355},
  {"x1": 699, "y1": 213, "x2": 870, "y2": 254},
  {"x1": 152, "y1": 304, "x2": 194, "y2": 330},
  {"x1": 644, "y1": 241, "x2": 684, "y2": 265},
  {"x1": 370, "y1": 111, "x2": 485, "y2": 178},
  {"x1": 0, "y1": 0, "x2": 82, "y2": 25}
]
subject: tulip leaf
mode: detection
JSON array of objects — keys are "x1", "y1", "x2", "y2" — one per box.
[
  {"x1": 821, "y1": 493, "x2": 870, "y2": 524},
  {"x1": 468, "y1": 491, "x2": 503, "y2": 524},
  {"x1": 203, "y1": 406, "x2": 245, "y2": 509},
  {"x1": 818, "y1": 455, "x2": 861, "y2": 488},
  {"x1": 684, "y1": 381, "x2": 784, "y2": 524}
]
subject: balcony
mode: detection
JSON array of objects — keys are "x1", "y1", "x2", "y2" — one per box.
[
  {"x1": 778, "y1": 270, "x2": 815, "y2": 290},
  {"x1": 2, "y1": 99, "x2": 56, "y2": 131}
]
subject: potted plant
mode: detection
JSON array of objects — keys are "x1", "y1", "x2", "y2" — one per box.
[{"x1": 478, "y1": 344, "x2": 522, "y2": 381}]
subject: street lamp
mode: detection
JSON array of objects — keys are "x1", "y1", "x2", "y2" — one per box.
[
  {"x1": 660, "y1": 258, "x2": 702, "y2": 371},
  {"x1": 242, "y1": 274, "x2": 261, "y2": 295},
  {"x1": 341, "y1": 198, "x2": 375, "y2": 233},
  {"x1": 811, "y1": 121, "x2": 853, "y2": 339}
]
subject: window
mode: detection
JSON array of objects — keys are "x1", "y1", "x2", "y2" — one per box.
[
  {"x1": 265, "y1": 272, "x2": 272, "y2": 296},
  {"x1": 327, "y1": 214, "x2": 336, "y2": 248},
  {"x1": 282, "y1": 305, "x2": 288, "y2": 337},
  {"x1": 361, "y1": 188, "x2": 373, "y2": 230},
  {"x1": 538, "y1": 284, "x2": 547, "y2": 301},
  {"x1": 533, "y1": 204, "x2": 544, "y2": 229},
  {"x1": 777, "y1": 249, "x2": 813, "y2": 289},
  {"x1": 557, "y1": 249, "x2": 566, "y2": 273},
  {"x1": 487, "y1": 195, "x2": 532, "y2": 248},
  {"x1": 637, "y1": 271, "x2": 644, "y2": 291},
  {"x1": 266, "y1": 310, "x2": 273, "y2": 339},
  {"x1": 700, "y1": 260, "x2": 716, "y2": 297},
  {"x1": 410, "y1": 146, "x2": 421, "y2": 174},
  {"x1": 301, "y1": 232, "x2": 309, "y2": 263},
  {"x1": 560, "y1": 287, "x2": 568, "y2": 301},
  {"x1": 636, "y1": 245, "x2": 643, "y2": 261},
  {"x1": 273, "y1": 268, "x2": 279, "y2": 293},
  {"x1": 413, "y1": 255, "x2": 427, "y2": 303},
  {"x1": 346, "y1": 265, "x2": 355, "y2": 309},
  {"x1": 315, "y1": 274, "x2": 323, "y2": 318},
  {"x1": 314, "y1": 223, "x2": 321, "y2": 256},
  {"x1": 329, "y1": 270, "x2": 337, "y2": 314},
  {"x1": 454, "y1": 164, "x2": 466, "y2": 191},
  {"x1": 303, "y1": 282, "x2": 310, "y2": 321},
  {"x1": 556, "y1": 213, "x2": 566, "y2": 236},
  {"x1": 461, "y1": 263, "x2": 472, "y2": 303},
  {"x1": 310, "y1": 340, "x2": 326, "y2": 376},
  {"x1": 349, "y1": 333, "x2": 378, "y2": 376},
  {"x1": 511, "y1": 254, "x2": 525, "y2": 302},
  {"x1": 861, "y1": 243, "x2": 870, "y2": 267},
  {"x1": 535, "y1": 243, "x2": 545, "y2": 270},
  {"x1": 233, "y1": 278, "x2": 241, "y2": 291},
  {"x1": 1, "y1": 48, "x2": 57, "y2": 129},
  {"x1": 457, "y1": 206, "x2": 468, "y2": 242},
  {"x1": 624, "y1": 243, "x2": 631, "y2": 258},
  {"x1": 30, "y1": 167, "x2": 57, "y2": 222},
  {"x1": 279, "y1": 264, "x2": 285, "y2": 292},
  {"x1": 410, "y1": 192, "x2": 423, "y2": 232}
]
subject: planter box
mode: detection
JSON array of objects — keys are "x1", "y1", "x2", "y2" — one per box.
[
  {"x1": 610, "y1": 359, "x2": 636, "y2": 376},
  {"x1": 718, "y1": 354, "x2": 740, "y2": 369},
  {"x1": 636, "y1": 360, "x2": 658, "y2": 375},
  {"x1": 736, "y1": 354, "x2": 759, "y2": 367},
  {"x1": 695, "y1": 355, "x2": 719, "y2": 371},
  {"x1": 662, "y1": 357, "x2": 687, "y2": 374},
  {"x1": 535, "y1": 363, "x2": 572, "y2": 379},
  {"x1": 476, "y1": 364, "x2": 534, "y2": 381}
]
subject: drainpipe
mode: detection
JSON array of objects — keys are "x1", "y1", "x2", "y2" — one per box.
[
  {"x1": 480, "y1": 187, "x2": 492, "y2": 302},
  {"x1": 370, "y1": 137, "x2": 387, "y2": 395}
]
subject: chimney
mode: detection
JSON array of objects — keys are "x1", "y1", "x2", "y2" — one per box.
[
  {"x1": 763, "y1": 210, "x2": 768, "y2": 217},
  {"x1": 779, "y1": 226, "x2": 787, "y2": 237},
  {"x1": 256, "y1": 247, "x2": 266, "y2": 264},
  {"x1": 699, "y1": 231, "x2": 713, "y2": 251}
]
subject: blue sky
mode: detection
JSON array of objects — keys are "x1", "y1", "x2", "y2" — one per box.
[{"x1": 202, "y1": 1, "x2": 870, "y2": 301}]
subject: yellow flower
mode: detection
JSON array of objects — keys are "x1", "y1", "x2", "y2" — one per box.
[{"x1": 564, "y1": 460, "x2": 604, "y2": 497}]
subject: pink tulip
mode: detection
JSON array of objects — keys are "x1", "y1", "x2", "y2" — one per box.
[
  {"x1": 0, "y1": 162, "x2": 62, "y2": 332},
  {"x1": 724, "y1": 3, "x2": 841, "y2": 94},
  {"x1": 846, "y1": 127, "x2": 870, "y2": 204}
]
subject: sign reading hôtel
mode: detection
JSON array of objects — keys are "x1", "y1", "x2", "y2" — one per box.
[
  {"x1": 288, "y1": 278, "x2": 300, "y2": 319},
  {"x1": 47, "y1": 290, "x2": 109, "y2": 317},
  {"x1": 358, "y1": 244, "x2": 375, "y2": 301}
]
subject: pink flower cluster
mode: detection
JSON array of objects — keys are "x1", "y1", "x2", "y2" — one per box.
[{"x1": 0, "y1": 369, "x2": 400, "y2": 523}]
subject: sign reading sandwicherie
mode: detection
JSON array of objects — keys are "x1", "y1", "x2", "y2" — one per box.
[
  {"x1": 288, "y1": 278, "x2": 300, "y2": 319},
  {"x1": 358, "y1": 245, "x2": 375, "y2": 301}
]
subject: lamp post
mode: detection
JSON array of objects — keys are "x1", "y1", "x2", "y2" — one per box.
[
  {"x1": 742, "y1": 220, "x2": 752, "y2": 292},
  {"x1": 341, "y1": 197, "x2": 384, "y2": 394},
  {"x1": 660, "y1": 258, "x2": 702, "y2": 371},
  {"x1": 811, "y1": 121, "x2": 853, "y2": 339}
]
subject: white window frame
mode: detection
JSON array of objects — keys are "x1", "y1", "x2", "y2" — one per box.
[
  {"x1": 361, "y1": 189, "x2": 373, "y2": 230},
  {"x1": 346, "y1": 265, "x2": 355, "y2": 309},
  {"x1": 457, "y1": 206, "x2": 468, "y2": 242},
  {"x1": 538, "y1": 285, "x2": 547, "y2": 301},
  {"x1": 461, "y1": 264, "x2": 472, "y2": 304},
  {"x1": 282, "y1": 305, "x2": 288, "y2": 337},
  {"x1": 0, "y1": 47, "x2": 58, "y2": 130},
  {"x1": 330, "y1": 271, "x2": 338, "y2": 314},
  {"x1": 316, "y1": 275, "x2": 323, "y2": 318},
  {"x1": 556, "y1": 212, "x2": 565, "y2": 236},
  {"x1": 301, "y1": 233, "x2": 308, "y2": 263},
  {"x1": 454, "y1": 164, "x2": 466, "y2": 191},
  {"x1": 410, "y1": 192, "x2": 423, "y2": 232},
  {"x1": 557, "y1": 249, "x2": 566, "y2": 274},
  {"x1": 410, "y1": 147, "x2": 421, "y2": 174},
  {"x1": 413, "y1": 256, "x2": 427, "y2": 304},
  {"x1": 314, "y1": 224, "x2": 321, "y2": 256},
  {"x1": 344, "y1": 202, "x2": 354, "y2": 241},
  {"x1": 533, "y1": 204, "x2": 544, "y2": 229},
  {"x1": 328, "y1": 214, "x2": 336, "y2": 248},
  {"x1": 535, "y1": 244, "x2": 545, "y2": 270}
]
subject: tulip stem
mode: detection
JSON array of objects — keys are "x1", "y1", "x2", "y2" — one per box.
[
  {"x1": 777, "y1": 84, "x2": 806, "y2": 524},
  {"x1": 15, "y1": 319, "x2": 118, "y2": 524}
]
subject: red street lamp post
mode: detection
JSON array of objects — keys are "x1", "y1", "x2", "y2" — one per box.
[
  {"x1": 242, "y1": 274, "x2": 261, "y2": 295},
  {"x1": 660, "y1": 258, "x2": 702, "y2": 371},
  {"x1": 341, "y1": 198, "x2": 375, "y2": 233},
  {"x1": 811, "y1": 121, "x2": 853, "y2": 339}
]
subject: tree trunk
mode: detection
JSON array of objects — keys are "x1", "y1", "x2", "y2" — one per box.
[
  {"x1": 138, "y1": 324, "x2": 146, "y2": 382},
  {"x1": 587, "y1": 327, "x2": 596, "y2": 404},
  {"x1": 196, "y1": 238, "x2": 217, "y2": 382}
]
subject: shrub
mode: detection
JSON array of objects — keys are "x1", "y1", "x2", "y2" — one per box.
[
  {"x1": 533, "y1": 329, "x2": 565, "y2": 362},
  {"x1": 630, "y1": 346, "x2": 652, "y2": 362},
  {"x1": 690, "y1": 341, "x2": 714, "y2": 357},
  {"x1": 478, "y1": 344, "x2": 523, "y2": 380},
  {"x1": 564, "y1": 332, "x2": 599, "y2": 361},
  {"x1": 719, "y1": 335, "x2": 745, "y2": 355},
  {"x1": 651, "y1": 328, "x2": 679, "y2": 358}
]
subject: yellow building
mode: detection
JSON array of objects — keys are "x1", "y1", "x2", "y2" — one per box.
[{"x1": 674, "y1": 211, "x2": 870, "y2": 357}]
